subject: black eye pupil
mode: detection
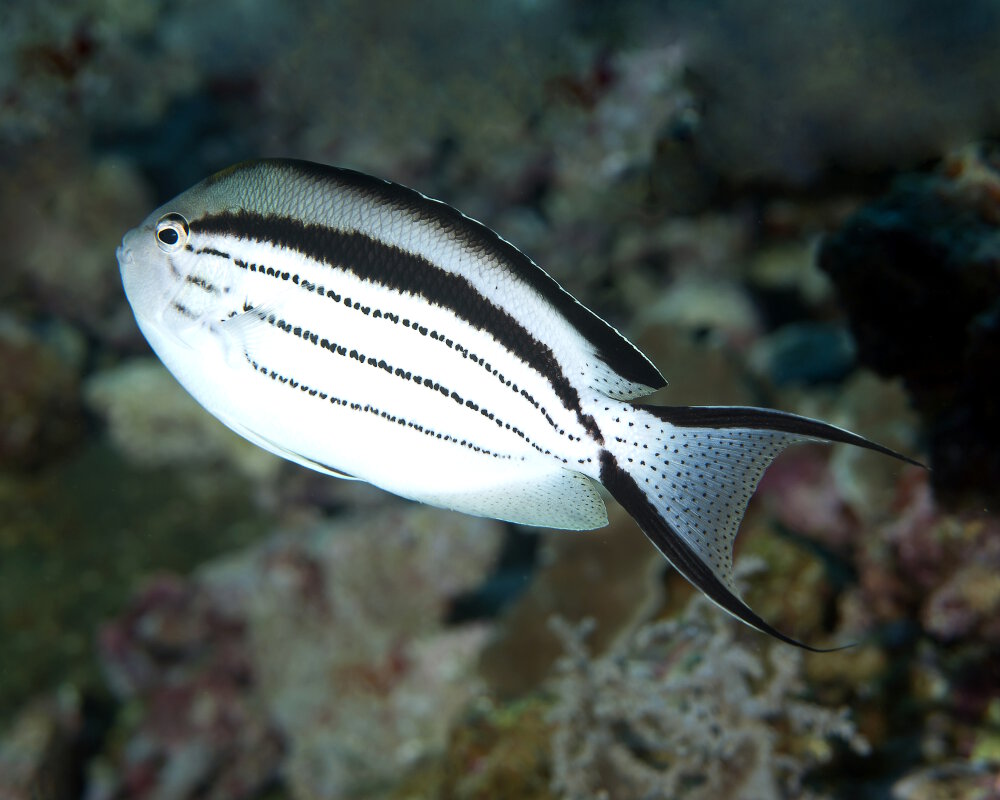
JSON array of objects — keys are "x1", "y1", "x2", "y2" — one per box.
[{"x1": 158, "y1": 228, "x2": 179, "y2": 246}]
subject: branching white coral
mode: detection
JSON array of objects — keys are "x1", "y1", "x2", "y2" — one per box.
[{"x1": 548, "y1": 563, "x2": 868, "y2": 800}]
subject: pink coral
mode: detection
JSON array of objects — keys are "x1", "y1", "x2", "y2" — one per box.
[
  {"x1": 756, "y1": 445, "x2": 861, "y2": 550},
  {"x1": 91, "y1": 508, "x2": 503, "y2": 799}
]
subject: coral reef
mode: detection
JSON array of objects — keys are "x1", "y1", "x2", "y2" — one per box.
[
  {"x1": 856, "y1": 470, "x2": 1000, "y2": 646},
  {"x1": 0, "y1": 688, "x2": 83, "y2": 800},
  {"x1": 819, "y1": 143, "x2": 1000, "y2": 507},
  {"x1": 892, "y1": 762, "x2": 1000, "y2": 800},
  {"x1": 84, "y1": 358, "x2": 280, "y2": 481},
  {"x1": 658, "y1": 1, "x2": 1000, "y2": 184},
  {"x1": 0, "y1": 149, "x2": 151, "y2": 338},
  {"x1": 89, "y1": 576, "x2": 283, "y2": 800},
  {"x1": 757, "y1": 461, "x2": 1000, "y2": 789},
  {"x1": 547, "y1": 44, "x2": 692, "y2": 193},
  {"x1": 547, "y1": 578, "x2": 869, "y2": 800},
  {"x1": 88, "y1": 508, "x2": 503, "y2": 799},
  {"x1": 0, "y1": 444, "x2": 272, "y2": 719},
  {"x1": 389, "y1": 697, "x2": 556, "y2": 800},
  {"x1": 0, "y1": 1, "x2": 291, "y2": 150},
  {"x1": 478, "y1": 509, "x2": 664, "y2": 700},
  {"x1": 3, "y1": 3, "x2": 999, "y2": 799},
  {"x1": 0, "y1": 312, "x2": 85, "y2": 468}
]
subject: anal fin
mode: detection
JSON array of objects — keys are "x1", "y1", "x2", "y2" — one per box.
[{"x1": 423, "y1": 468, "x2": 608, "y2": 530}]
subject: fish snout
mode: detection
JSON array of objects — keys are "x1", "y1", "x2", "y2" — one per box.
[{"x1": 116, "y1": 239, "x2": 136, "y2": 269}]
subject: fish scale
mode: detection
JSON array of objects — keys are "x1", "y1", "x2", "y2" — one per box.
[{"x1": 118, "y1": 158, "x2": 920, "y2": 649}]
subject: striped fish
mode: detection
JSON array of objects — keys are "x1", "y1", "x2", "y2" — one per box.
[{"x1": 117, "y1": 159, "x2": 917, "y2": 648}]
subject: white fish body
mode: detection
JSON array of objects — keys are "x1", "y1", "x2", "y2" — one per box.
[{"x1": 118, "y1": 159, "x2": 916, "y2": 647}]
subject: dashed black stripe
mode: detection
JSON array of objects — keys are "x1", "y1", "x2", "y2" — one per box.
[
  {"x1": 192, "y1": 212, "x2": 603, "y2": 443},
  {"x1": 247, "y1": 356, "x2": 519, "y2": 461},
  {"x1": 195, "y1": 246, "x2": 231, "y2": 260},
  {"x1": 248, "y1": 309, "x2": 564, "y2": 460},
  {"x1": 184, "y1": 274, "x2": 217, "y2": 293},
  {"x1": 172, "y1": 301, "x2": 196, "y2": 318},
  {"x1": 231, "y1": 245, "x2": 585, "y2": 442}
]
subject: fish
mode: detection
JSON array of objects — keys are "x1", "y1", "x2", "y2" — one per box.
[{"x1": 117, "y1": 158, "x2": 919, "y2": 649}]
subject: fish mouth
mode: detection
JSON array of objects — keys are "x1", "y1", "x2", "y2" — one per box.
[{"x1": 116, "y1": 243, "x2": 134, "y2": 275}]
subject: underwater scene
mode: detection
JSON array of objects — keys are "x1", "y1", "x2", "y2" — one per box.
[{"x1": 1, "y1": 1, "x2": 999, "y2": 798}]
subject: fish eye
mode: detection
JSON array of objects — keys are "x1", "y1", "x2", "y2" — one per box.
[{"x1": 154, "y1": 213, "x2": 190, "y2": 252}]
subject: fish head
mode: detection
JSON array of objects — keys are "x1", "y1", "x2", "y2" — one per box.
[{"x1": 117, "y1": 177, "x2": 244, "y2": 342}]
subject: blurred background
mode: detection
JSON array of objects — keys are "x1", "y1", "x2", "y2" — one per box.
[{"x1": 1, "y1": 1, "x2": 999, "y2": 797}]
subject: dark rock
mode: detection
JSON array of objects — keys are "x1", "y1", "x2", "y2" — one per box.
[
  {"x1": 749, "y1": 322, "x2": 857, "y2": 387},
  {"x1": 818, "y1": 146, "x2": 1000, "y2": 506}
]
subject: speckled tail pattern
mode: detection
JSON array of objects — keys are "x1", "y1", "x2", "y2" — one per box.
[{"x1": 600, "y1": 404, "x2": 916, "y2": 648}]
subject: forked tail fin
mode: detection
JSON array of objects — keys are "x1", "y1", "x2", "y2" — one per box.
[{"x1": 599, "y1": 405, "x2": 921, "y2": 650}]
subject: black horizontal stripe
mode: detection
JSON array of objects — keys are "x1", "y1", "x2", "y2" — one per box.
[
  {"x1": 204, "y1": 160, "x2": 662, "y2": 393},
  {"x1": 193, "y1": 210, "x2": 603, "y2": 442}
]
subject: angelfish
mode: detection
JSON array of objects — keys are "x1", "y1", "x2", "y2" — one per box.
[{"x1": 117, "y1": 159, "x2": 917, "y2": 648}]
